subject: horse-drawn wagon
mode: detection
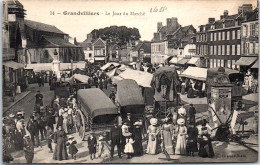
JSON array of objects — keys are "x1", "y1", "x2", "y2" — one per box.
[{"x1": 75, "y1": 88, "x2": 119, "y2": 140}]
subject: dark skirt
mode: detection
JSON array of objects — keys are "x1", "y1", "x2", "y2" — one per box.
[
  {"x1": 69, "y1": 144, "x2": 78, "y2": 155},
  {"x1": 57, "y1": 116, "x2": 63, "y2": 127},
  {"x1": 14, "y1": 132, "x2": 24, "y2": 151},
  {"x1": 198, "y1": 140, "x2": 214, "y2": 158},
  {"x1": 187, "y1": 88, "x2": 194, "y2": 98},
  {"x1": 186, "y1": 140, "x2": 198, "y2": 153},
  {"x1": 88, "y1": 146, "x2": 96, "y2": 154}
]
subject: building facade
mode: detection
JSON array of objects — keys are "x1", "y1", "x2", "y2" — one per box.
[
  {"x1": 197, "y1": 4, "x2": 256, "y2": 69},
  {"x1": 238, "y1": 7, "x2": 259, "y2": 73},
  {"x1": 151, "y1": 41, "x2": 168, "y2": 64},
  {"x1": 2, "y1": 0, "x2": 25, "y2": 96},
  {"x1": 130, "y1": 41, "x2": 151, "y2": 63},
  {"x1": 92, "y1": 38, "x2": 107, "y2": 65}
]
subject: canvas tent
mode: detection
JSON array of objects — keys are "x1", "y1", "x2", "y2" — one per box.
[
  {"x1": 101, "y1": 62, "x2": 120, "y2": 71},
  {"x1": 180, "y1": 66, "x2": 208, "y2": 81},
  {"x1": 118, "y1": 69, "x2": 153, "y2": 87},
  {"x1": 116, "y1": 79, "x2": 145, "y2": 115},
  {"x1": 73, "y1": 74, "x2": 90, "y2": 83}
]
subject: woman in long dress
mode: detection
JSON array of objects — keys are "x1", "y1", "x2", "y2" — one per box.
[
  {"x1": 147, "y1": 118, "x2": 159, "y2": 155},
  {"x1": 133, "y1": 120, "x2": 143, "y2": 156},
  {"x1": 62, "y1": 108, "x2": 68, "y2": 134},
  {"x1": 175, "y1": 118, "x2": 187, "y2": 155},
  {"x1": 186, "y1": 124, "x2": 198, "y2": 156},
  {"x1": 198, "y1": 121, "x2": 214, "y2": 158},
  {"x1": 53, "y1": 126, "x2": 68, "y2": 161},
  {"x1": 56, "y1": 107, "x2": 64, "y2": 130},
  {"x1": 67, "y1": 105, "x2": 74, "y2": 133},
  {"x1": 161, "y1": 117, "x2": 175, "y2": 155}
]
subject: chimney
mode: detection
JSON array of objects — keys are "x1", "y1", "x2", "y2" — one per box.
[
  {"x1": 153, "y1": 33, "x2": 160, "y2": 41},
  {"x1": 157, "y1": 22, "x2": 163, "y2": 32},
  {"x1": 208, "y1": 18, "x2": 215, "y2": 24},
  {"x1": 167, "y1": 17, "x2": 179, "y2": 34},
  {"x1": 224, "y1": 10, "x2": 228, "y2": 18},
  {"x1": 239, "y1": 4, "x2": 253, "y2": 17}
]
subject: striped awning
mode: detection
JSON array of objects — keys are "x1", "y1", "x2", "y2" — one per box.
[
  {"x1": 178, "y1": 58, "x2": 190, "y2": 65},
  {"x1": 234, "y1": 57, "x2": 257, "y2": 66},
  {"x1": 3, "y1": 61, "x2": 24, "y2": 70},
  {"x1": 251, "y1": 60, "x2": 258, "y2": 68}
]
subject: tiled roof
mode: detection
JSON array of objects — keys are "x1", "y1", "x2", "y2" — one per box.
[
  {"x1": 25, "y1": 20, "x2": 67, "y2": 35},
  {"x1": 132, "y1": 42, "x2": 143, "y2": 51},
  {"x1": 158, "y1": 26, "x2": 167, "y2": 33},
  {"x1": 181, "y1": 25, "x2": 191, "y2": 32},
  {"x1": 78, "y1": 42, "x2": 92, "y2": 50},
  {"x1": 93, "y1": 38, "x2": 106, "y2": 46},
  {"x1": 39, "y1": 36, "x2": 80, "y2": 48}
]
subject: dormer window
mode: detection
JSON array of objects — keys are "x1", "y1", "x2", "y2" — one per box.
[
  {"x1": 235, "y1": 20, "x2": 238, "y2": 26},
  {"x1": 211, "y1": 25, "x2": 215, "y2": 29},
  {"x1": 222, "y1": 22, "x2": 225, "y2": 28}
]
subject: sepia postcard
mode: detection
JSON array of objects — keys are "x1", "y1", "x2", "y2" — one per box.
[{"x1": 2, "y1": 0, "x2": 258, "y2": 164}]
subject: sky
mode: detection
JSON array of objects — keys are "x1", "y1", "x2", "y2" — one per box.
[{"x1": 19, "y1": 0, "x2": 257, "y2": 42}]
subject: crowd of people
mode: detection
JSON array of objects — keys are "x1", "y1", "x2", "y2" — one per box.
[{"x1": 2, "y1": 61, "x2": 218, "y2": 164}]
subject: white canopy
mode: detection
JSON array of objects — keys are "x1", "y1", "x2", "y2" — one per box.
[
  {"x1": 111, "y1": 76, "x2": 123, "y2": 85},
  {"x1": 169, "y1": 57, "x2": 178, "y2": 64},
  {"x1": 101, "y1": 62, "x2": 120, "y2": 70},
  {"x1": 73, "y1": 74, "x2": 90, "y2": 83},
  {"x1": 187, "y1": 57, "x2": 200, "y2": 66},
  {"x1": 180, "y1": 66, "x2": 208, "y2": 81},
  {"x1": 106, "y1": 68, "x2": 117, "y2": 78},
  {"x1": 118, "y1": 69, "x2": 153, "y2": 87}
]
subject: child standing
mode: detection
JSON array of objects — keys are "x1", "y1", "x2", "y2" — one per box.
[
  {"x1": 46, "y1": 127, "x2": 54, "y2": 153},
  {"x1": 124, "y1": 137, "x2": 135, "y2": 159},
  {"x1": 97, "y1": 132, "x2": 111, "y2": 161},
  {"x1": 88, "y1": 131, "x2": 97, "y2": 160},
  {"x1": 67, "y1": 135, "x2": 78, "y2": 160}
]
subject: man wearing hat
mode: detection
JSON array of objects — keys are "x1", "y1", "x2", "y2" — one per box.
[
  {"x1": 87, "y1": 131, "x2": 97, "y2": 160},
  {"x1": 35, "y1": 90, "x2": 43, "y2": 106},
  {"x1": 26, "y1": 116, "x2": 40, "y2": 147},
  {"x1": 124, "y1": 113, "x2": 134, "y2": 133},
  {"x1": 188, "y1": 104, "x2": 196, "y2": 125},
  {"x1": 109, "y1": 122, "x2": 122, "y2": 159},
  {"x1": 46, "y1": 108, "x2": 56, "y2": 131},
  {"x1": 109, "y1": 91, "x2": 116, "y2": 103},
  {"x1": 23, "y1": 134, "x2": 34, "y2": 163}
]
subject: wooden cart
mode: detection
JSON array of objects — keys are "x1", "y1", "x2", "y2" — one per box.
[{"x1": 76, "y1": 88, "x2": 119, "y2": 140}]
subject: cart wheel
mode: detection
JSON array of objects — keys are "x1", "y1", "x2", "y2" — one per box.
[{"x1": 76, "y1": 110, "x2": 86, "y2": 141}]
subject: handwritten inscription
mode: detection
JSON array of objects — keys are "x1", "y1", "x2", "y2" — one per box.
[{"x1": 150, "y1": 6, "x2": 167, "y2": 13}]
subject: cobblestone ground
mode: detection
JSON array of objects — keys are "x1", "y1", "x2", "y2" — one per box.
[{"x1": 4, "y1": 83, "x2": 54, "y2": 122}]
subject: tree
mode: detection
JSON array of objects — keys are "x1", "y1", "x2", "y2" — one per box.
[{"x1": 90, "y1": 26, "x2": 141, "y2": 47}]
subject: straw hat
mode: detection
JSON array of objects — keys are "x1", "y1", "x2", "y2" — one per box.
[
  {"x1": 17, "y1": 111, "x2": 23, "y2": 115},
  {"x1": 9, "y1": 113, "x2": 15, "y2": 118},
  {"x1": 23, "y1": 134, "x2": 30, "y2": 139},
  {"x1": 177, "y1": 118, "x2": 185, "y2": 125},
  {"x1": 150, "y1": 118, "x2": 158, "y2": 126},
  {"x1": 68, "y1": 135, "x2": 74, "y2": 139}
]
